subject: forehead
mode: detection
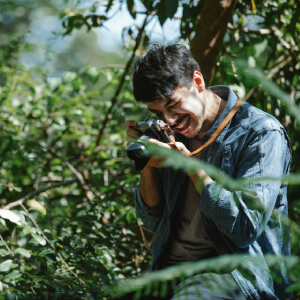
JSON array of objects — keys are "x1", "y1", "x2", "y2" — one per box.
[
  {"x1": 146, "y1": 87, "x2": 186, "y2": 110},
  {"x1": 146, "y1": 98, "x2": 166, "y2": 111}
]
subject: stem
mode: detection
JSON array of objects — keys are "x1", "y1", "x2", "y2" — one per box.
[
  {"x1": 94, "y1": 14, "x2": 151, "y2": 150},
  {"x1": 2, "y1": 179, "x2": 77, "y2": 210}
]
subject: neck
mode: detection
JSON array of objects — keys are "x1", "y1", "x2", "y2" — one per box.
[{"x1": 198, "y1": 90, "x2": 227, "y2": 139}]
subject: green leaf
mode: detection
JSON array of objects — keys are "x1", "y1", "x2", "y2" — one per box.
[
  {"x1": 165, "y1": 0, "x2": 178, "y2": 19},
  {"x1": 62, "y1": 71, "x2": 77, "y2": 83},
  {"x1": 127, "y1": 0, "x2": 136, "y2": 19},
  {"x1": 0, "y1": 249, "x2": 10, "y2": 257},
  {"x1": 87, "y1": 66, "x2": 100, "y2": 84},
  {"x1": 290, "y1": 7, "x2": 300, "y2": 41},
  {"x1": 27, "y1": 199, "x2": 47, "y2": 215},
  {"x1": 47, "y1": 77, "x2": 61, "y2": 92},
  {"x1": 0, "y1": 260, "x2": 18, "y2": 273},
  {"x1": 158, "y1": 5, "x2": 168, "y2": 26},
  {"x1": 105, "y1": 0, "x2": 114, "y2": 13},
  {"x1": 0, "y1": 210, "x2": 22, "y2": 225},
  {"x1": 38, "y1": 248, "x2": 55, "y2": 257},
  {"x1": 235, "y1": 59, "x2": 300, "y2": 123},
  {"x1": 3, "y1": 270, "x2": 22, "y2": 281},
  {"x1": 15, "y1": 248, "x2": 31, "y2": 258},
  {"x1": 32, "y1": 234, "x2": 46, "y2": 246}
]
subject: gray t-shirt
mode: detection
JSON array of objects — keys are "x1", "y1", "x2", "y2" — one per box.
[{"x1": 164, "y1": 139, "x2": 217, "y2": 266}]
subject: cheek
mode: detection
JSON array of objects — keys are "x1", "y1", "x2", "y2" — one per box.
[{"x1": 181, "y1": 102, "x2": 203, "y2": 118}]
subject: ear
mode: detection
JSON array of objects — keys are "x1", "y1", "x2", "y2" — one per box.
[{"x1": 193, "y1": 71, "x2": 205, "y2": 93}]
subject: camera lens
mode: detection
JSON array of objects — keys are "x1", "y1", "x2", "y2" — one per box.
[{"x1": 134, "y1": 148, "x2": 148, "y2": 159}]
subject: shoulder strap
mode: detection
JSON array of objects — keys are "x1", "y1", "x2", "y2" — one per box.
[{"x1": 168, "y1": 97, "x2": 242, "y2": 156}]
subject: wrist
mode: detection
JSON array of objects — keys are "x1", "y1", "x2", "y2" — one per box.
[
  {"x1": 140, "y1": 164, "x2": 156, "y2": 177},
  {"x1": 188, "y1": 170, "x2": 213, "y2": 195}
]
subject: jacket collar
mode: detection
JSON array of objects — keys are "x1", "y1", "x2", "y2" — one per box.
[{"x1": 201, "y1": 85, "x2": 239, "y2": 144}]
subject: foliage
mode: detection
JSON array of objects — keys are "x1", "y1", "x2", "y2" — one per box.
[
  {"x1": 110, "y1": 254, "x2": 300, "y2": 299},
  {"x1": 0, "y1": 0, "x2": 299, "y2": 299},
  {"x1": 0, "y1": 40, "x2": 150, "y2": 298}
]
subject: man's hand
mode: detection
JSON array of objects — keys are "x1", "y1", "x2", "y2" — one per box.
[
  {"x1": 146, "y1": 139, "x2": 190, "y2": 168},
  {"x1": 125, "y1": 119, "x2": 190, "y2": 169},
  {"x1": 125, "y1": 120, "x2": 140, "y2": 139}
]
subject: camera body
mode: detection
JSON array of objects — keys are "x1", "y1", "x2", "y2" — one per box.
[{"x1": 125, "y1": 117, "x2": 173, "y2": 171}]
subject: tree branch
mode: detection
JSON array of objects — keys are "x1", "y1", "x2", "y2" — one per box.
[
  {"x1": 2, "y1": 179, "x2": 77, "y2": 210},
  {"x1": 190, "y1": 0, "x2": 238, "y2": 85},
  {"x1": 243, "y1": 55, "x2": 293, "y2": 103},
  {"x1": 94, "y1": 14, "x2": 151, "y2": 151}
]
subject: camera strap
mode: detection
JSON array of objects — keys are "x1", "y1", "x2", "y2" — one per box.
[{"x1": 166, "y1": 97, "x2": 243, "y2": 157}]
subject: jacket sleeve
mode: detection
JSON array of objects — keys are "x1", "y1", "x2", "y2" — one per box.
[
  {"x1": 199, "y1": 127, "x2": 291, "y2": 248},
  {"x1": 134, "y1": 183, "x2": 165, "y2": 233}
]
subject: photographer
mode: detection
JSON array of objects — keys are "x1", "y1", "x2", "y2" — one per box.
[{"x1": 125, "y1": 44, "x2": 292, "y2": 300}]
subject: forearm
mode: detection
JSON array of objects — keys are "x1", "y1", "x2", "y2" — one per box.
[
  {"x1": 188, "y1": 169, "x2": 213, "y2": 195},
  {"x1": 140, "y1": 166, "x2": 163, "y2": 207}
]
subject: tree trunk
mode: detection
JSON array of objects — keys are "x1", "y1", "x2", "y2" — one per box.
[{"x1": 190, "y1": 0, "x2": 237, "y2": 86}]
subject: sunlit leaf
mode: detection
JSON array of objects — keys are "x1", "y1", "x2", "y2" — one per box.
[
  {"x1": 27, "y1": 199, "x2": 47, "y2": 215},
  {"x1": 0, "y1": 249, "x2": 10, "y2": 257},
  {"x1": 0, "y1": 210, "x2": 22, "y2": 225},
  {"x1": 15, "y1": 248, "x2": 31, "y2": 258},
  {"x1": 62, "y1": 71, "x2": 77, "y2": 83},
  {"x1": 3, "y1": 270, "x2": 22, "y2": 281},
  {"x1": 0, "y1": 260, "x2": 18, "y2": 273},
  {"x1": 32, "y1": 234, "x2": 46, "y2": 246}
]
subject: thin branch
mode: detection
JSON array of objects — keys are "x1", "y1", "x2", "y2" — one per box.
[
  {"x1": 228, "y1": 24, "x2": 298, "y2": 58},
  {"x1": 64, "y1": 161, "x2": 96, "y2": 201},
  {"x1": 94, "y1": 14, "x2": 152, "y2": 151},
  {"x1": 243, "y1": 54, "x2": 293, "y2": 102},
  {"x1": 2, "y1": 179, "x2": 77, "y2": 210},
  {"x1": 227, "y1": 23, "x2": 271, "y2": 35},
  {"x1": 0, "y1": 234, "x2": 14, "y2": 256}
]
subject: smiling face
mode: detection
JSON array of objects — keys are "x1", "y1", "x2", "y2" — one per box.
[{"x1": 146, "y1": 71, "x2": 207, "y2": 139}]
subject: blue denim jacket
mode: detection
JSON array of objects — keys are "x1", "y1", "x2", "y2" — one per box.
[{"x1": 134, "y1": 86, "x2": 292, "y2": 300}]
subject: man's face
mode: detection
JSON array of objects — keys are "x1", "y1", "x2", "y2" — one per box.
[{"x1": 146, "y1": 84, "x2": 205, "y2": 139}]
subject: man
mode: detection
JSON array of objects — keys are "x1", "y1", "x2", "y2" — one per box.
[{"x1": 125, "y1": 44, "x2": 292, "y2": 299}]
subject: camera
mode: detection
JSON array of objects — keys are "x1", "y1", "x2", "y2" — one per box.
[{"x1": 125, "y1": 117, "x2": 173, "y2": 171}]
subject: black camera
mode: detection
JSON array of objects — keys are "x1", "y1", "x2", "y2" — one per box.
[{"x1": 125, "y1": 117, "x2": 173, "y2": 171}]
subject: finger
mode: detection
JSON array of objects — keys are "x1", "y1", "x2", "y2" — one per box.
[
  {"x1": 126, "y1": 127, "x2": 141, "y2": 138},
  {"x1": 148, "y1": 139, "x2": 172, "y2": 150},
  {"x1": 125, "y1": 120, "x2": 138, "y2": 128},
  {"x1": 173, "y1": 142, "x2": 190, "y2": 155}
]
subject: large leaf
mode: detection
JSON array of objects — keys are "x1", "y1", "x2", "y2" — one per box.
[
  {"x1": 0, "y1": 210, "x2": 22, "y2": 225},
  {"x1": 31, "y1": 234, "x2": 46, "y2": 246},
  {"x1": 3, "y1": 270, "x2": 22, "y2": 281},
  {"x1": 0, "y1": 260, "x2": 18, "y2": 273},
  {"x1": 27, "y1": 199, "x2": 47, "y2": 216},
  {"x1": 127, "y1": 0, "x2": 136, "y2": 19},
  {"x1": 165, "y1": 0, "x2": 178, "y2": 19},
  {"x1": 15, "y1": 248, "x2": 31, "y2": 258},
  {"x1": 109, "y1": 255, "x2": 299, "y2": 297}
]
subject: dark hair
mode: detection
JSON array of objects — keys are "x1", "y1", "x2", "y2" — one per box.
[{"x1": 133, "y1": 43, "x2": 201, "y2": 102}]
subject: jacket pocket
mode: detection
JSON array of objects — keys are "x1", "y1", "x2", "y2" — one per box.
[{"x1": 220, "y1": 144, "x2": 235, "y2": 177}]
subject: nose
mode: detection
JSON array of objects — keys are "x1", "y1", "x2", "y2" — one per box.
[{"x1": 163, "y1": 111, "x2": 177, "y2": 126}]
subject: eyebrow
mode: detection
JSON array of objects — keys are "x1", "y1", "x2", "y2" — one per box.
[{"x1": 148, "y1": 98, "x2": 176, "y2": 114}]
